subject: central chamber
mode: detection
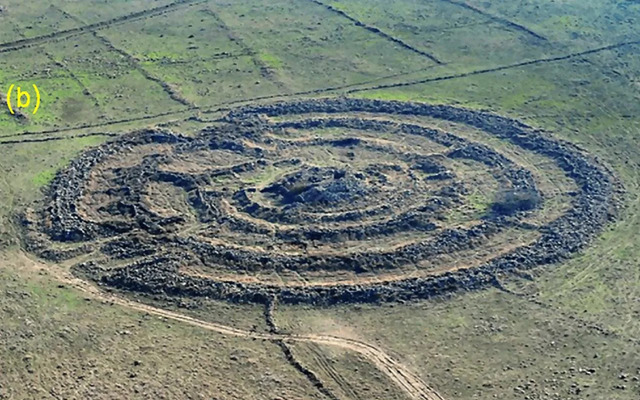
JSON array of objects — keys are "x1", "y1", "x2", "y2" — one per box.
[{"x1": 26, "y1": 98, "x2": 617, "y2": 305}]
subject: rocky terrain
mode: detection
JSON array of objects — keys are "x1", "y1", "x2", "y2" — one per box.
[{"x1": 23, "y1": 98, "x2": 621, "y2": 306}]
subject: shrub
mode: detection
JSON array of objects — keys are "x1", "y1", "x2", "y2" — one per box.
[{"x1": 491, "y1": 188, "x2": 541, "y2": 215}]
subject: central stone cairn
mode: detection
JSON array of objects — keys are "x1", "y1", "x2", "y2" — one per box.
[
  {"x1": 263, "y1": 167, "x2": 372, "y2": 208},
  {"x1": 24, "y1": 99, "x2": 619, "y2": 305}
]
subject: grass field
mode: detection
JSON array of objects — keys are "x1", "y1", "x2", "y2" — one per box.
[{"x1": 1, "y1": 1, "x2": 639, "y2": 399}]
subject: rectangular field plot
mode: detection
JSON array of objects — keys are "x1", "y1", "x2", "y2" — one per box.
[
  {"x1": 99, "y1": 6, "x2": 283, "y2": 106},
  {"x1": 464, "y1": 0, "x2": 640, "y2": 49},
  {"x1": 44, "y1": 34, "x2": 187, "y2": 120},
  {"x1": 99, "y1": 6, "x2": 245, "y2": 63},
  {"x1": 1, "y1": 28, "x2": 189, "y2": 134},
  {"x1": 0, "y1": 0, "x2": 179, "y2": 42},
  {"x1": 324, "y1": 0, "x2": 555, "y2": 68},
  {"x1": 0, "y1": 47, "x2": 110, "y2": 135},
  {"x1": 0, "y1": 44, "x2": 61, "y2": 83},
  {"x1": 0, "y1": 3, "x2": 79, "y2": 42},
  {"x1": 139, "y1": 55, "x2": 283, "y2": 107},
  {"x1": 1, "y1": 74, "x2": 107, "y2": 132},
  {"x1": 54, "y1": 0, "x2": 178, "y2": 25},
  {"x1": 210, "y1": 0, "x2": 435, "y2": 92},
  {"x1": 325, "y1": 0, "x2": 640, "y2": 67}
]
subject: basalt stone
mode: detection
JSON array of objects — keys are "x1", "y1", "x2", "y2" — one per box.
[{"x1": 25, "y1": 98, "x2": 621, "y2": 306}]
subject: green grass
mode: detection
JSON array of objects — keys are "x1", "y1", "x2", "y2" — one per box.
[
  {"x1": 0, "y1": 256, "x2": 325, "y2": 400},
  {"x1": 24, "y1": 279, "x2": 82, "y2": 310},
  {"x1": 467, "y1": 191, "x2": 492, "y2": 214},
  {"x1": 241, "y1": 165, "x2": 290, "y2": 186},
  {"x1": 344, "y1": 37, "x2": 640, "y2": 400},
  {"x1": 1, "y1": 1, "x2": 640, "y2": 399},
  {"x1": 31, "y1": 168, "x2": 57, "y2": 187},
  {"x1": 258, "y1": 52, "x2": 284, "y2": 69},
  {"x1": 212, "y1": 0, "x2": 435, "y2": 91},
  {"x1": 277, "y1": 288, "x2": 640, "y2": 399}
]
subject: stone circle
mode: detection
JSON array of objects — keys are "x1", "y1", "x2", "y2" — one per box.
[{"x1": 23, "y1": 98, "x2": 620, "y2": 305}]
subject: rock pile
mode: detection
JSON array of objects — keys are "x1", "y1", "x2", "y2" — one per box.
[{"x1": 25, "y1": 98, "x2": 621, "y2": 305}]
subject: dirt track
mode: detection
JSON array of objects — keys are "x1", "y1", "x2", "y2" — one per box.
[
  {"x1": 18, "y1": 98, "x2": 621, "y2": 399},
  {"x1": 28, "y1": 253, "x2": 444, "y2": 400}
]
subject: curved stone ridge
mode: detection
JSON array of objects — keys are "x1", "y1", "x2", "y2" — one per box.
[{"x1": 25, "y1": 98, "x2": 620, "y2": 305}]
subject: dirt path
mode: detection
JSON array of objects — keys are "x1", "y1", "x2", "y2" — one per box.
[
  {"x1": 306, "y1": 342, "x2": 362, "y2": 399},
  {"x1": 29, "y1": 254, "x2": 445, "y2": 400}
]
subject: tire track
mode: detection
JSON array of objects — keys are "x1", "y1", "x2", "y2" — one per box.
[
  {"x1": 347, "y1": 38, "x2": 640, "y2": 94},
  {"x1": 279, "y1": 341, "x2": 341, "y2": 400},
  {"x1": 305, "y1": 0, "x2": 443, "y2": 65},
  {"x1": 266, "y1": 298, "x2": 341, "y2": 400},
  {"x1": 25, "y1": 255, "x2": 445, "y2": 400},
  {"x1": 0, "y1": 0, "x2": 209, "y2": 54},
  {"x1": 440, "y1": 0, "x2": 548, "y2": 42},
  {"x1": 307, "y1": 343, "x2": 361, "y2": 400},
  {"x1": 300, "y1": 336, "x2": 445, "y2": 400}
]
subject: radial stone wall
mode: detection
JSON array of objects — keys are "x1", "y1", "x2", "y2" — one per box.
[{"x1": 24, "y1": 98, "x2": 621, "y2": 305}]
